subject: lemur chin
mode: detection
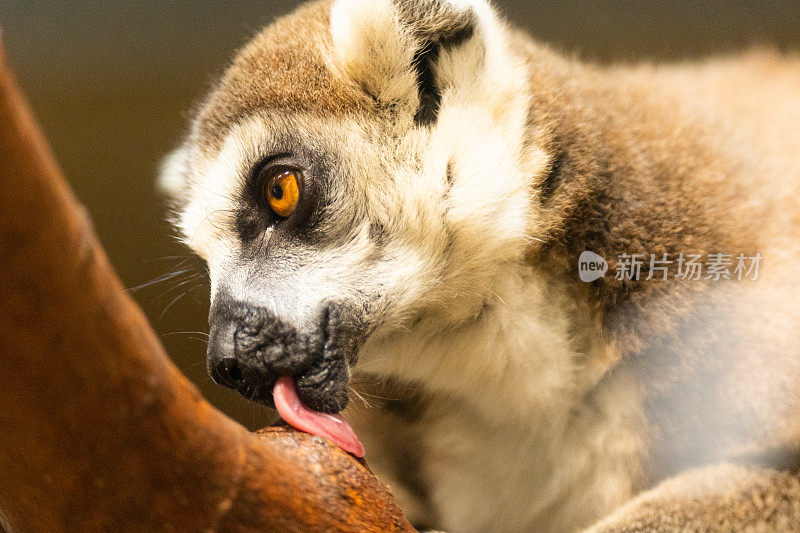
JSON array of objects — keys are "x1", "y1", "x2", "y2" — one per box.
[{"x1": 160, "y1": 1, "x2": 800, "y2": 530}]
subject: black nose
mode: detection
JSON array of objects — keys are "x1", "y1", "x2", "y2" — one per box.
[
  {"x1": 206, "y1": 298, "x2": 316, "y2": 401},
  {"x1": 207, "y1": 319, "x2": 243, "y2": 390},
  {"x1": 209, "y1": 356, "x2": 242, "y2": 389},
  {"x1": 205, "y1": 296, "x2": 357, "y2": 413}
]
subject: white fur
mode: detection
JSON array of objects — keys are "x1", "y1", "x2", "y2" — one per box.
[
  {"x1": 330, "y1": 5, "x2": 644, "y2": 529},
  {"x1": 358, "y1": 266, "x2": 643, "y2": 531},
  {"x1": 329, "y1": 0, "x2": 418, "y2": 106},
  {"x1": 158, "y1": 146, "x2": 191, "y2": 199}
]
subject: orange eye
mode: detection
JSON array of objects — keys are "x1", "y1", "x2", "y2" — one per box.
[{"x1": 265, "y1": 170, "x2": 300, "y2": 218}]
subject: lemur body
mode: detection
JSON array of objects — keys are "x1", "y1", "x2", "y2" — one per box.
[{"x1": 161, "y1": 1, "x2": 800, "y2": 530}]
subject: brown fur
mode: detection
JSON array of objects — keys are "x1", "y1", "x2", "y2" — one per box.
[
  {"x1": 514, "y1": 40, "x2": 800, "y2": 528},
  {"x1": 588, "y1": 464, "x2": 800, "y2": 532},
  {"x1": 521, "y1": 43, "x2": 800, "y2": 470},
  {"x1": 195, "y1": 0, "x2": 370, "y2": 154}
]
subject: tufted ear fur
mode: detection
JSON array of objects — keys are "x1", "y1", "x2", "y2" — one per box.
[
  {"x1": 158, "y1": 145, "x2": 192, "y2": 204},
  {"x1": 329, "y1": 0, "x2": 492, "y2": 125}
]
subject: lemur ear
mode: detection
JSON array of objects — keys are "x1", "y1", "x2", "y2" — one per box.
[
  {"x1": 158, "y1": 145, "x2": 191, "y2": 203},
  {"x1": 330, "y1": 0, "x2": 484, "y2": 125}
]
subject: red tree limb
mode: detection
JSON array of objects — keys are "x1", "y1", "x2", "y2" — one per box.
[{"x1": 0, "y1": 40, "x2": 413, "y2": 532}]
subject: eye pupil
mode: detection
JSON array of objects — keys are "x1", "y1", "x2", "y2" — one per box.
[{"x1": 263, "y1": 169, "x2": 300, "y2": 218}]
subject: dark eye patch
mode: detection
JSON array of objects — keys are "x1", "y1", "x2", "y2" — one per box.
[
  {"x1": 235, "y1": 202, "x2": 268, "y2": 242},
  {"x1": 233, "y1": 141, "x2": 334, "y2": 251},
  {"x1": 230, "y1": 124, "x2": 377, "y2": 264},
  {"x1": 235, "y1": 153, "x2": 293, "y2": 242}
]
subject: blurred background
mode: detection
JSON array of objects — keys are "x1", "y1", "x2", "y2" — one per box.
[{"x1": 2, "y1": 0, "x2": 799, "y2": 429}]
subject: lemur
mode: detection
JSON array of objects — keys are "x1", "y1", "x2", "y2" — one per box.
[{"x1": 159, "y1": 0, "x2": 800, "y2": 530}]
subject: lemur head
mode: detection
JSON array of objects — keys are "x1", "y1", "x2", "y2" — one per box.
[{"x1": 161, "y1": 0, "x2": 546, "y2": 415}]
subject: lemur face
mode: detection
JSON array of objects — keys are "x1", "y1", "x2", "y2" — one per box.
[
  {"x1": 161, "y1": 0, "x2": 542, "y2": 415},
  {"x1": 171, "y1": 112, "x2": 461, "y2": 415}
]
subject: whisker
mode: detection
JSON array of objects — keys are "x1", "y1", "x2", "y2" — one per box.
[
  {"x1": 162, "y1": 331, "x2": 209, "y2": 338},
  {"x1": 157, "y1": 274, "x2": 202, "y2": 297},
  {"x1": 350, "y1": 388, "x2": 401, "y2": 402},
  {"x1": 491, "y1": 291, "x2": 508, "y2": 307},
  {"x1": 159, "y1": 287, "x2": 195, "y2": 319},
  {"x1": 128, "y1": 269, "x2": 192, "y2": 292},
  {"x1": 162, "y1": 333, "x2": 208, "y2": 345},
  {"x1": 523, "y1": 235, "x2": 546, "y2": 244},
  {"x1": 348, "y1": 386, "x2": 372, "y2": 409}
]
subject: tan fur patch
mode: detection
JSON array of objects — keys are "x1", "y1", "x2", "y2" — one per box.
[
  {"x1": 588, "y1": 464, "x2": 800, "y2": 532},
  {"x1": 195, "y1": 0, "x2": 370, "y2": 153}
]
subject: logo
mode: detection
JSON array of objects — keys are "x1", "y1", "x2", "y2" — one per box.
[{"x1": 578, "y1": 251, "x2": 608, "y2": 282}]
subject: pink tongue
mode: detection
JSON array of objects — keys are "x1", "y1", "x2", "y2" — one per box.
[{"x1": 272, "y1": 377, "x2": 365, "y2": 457}]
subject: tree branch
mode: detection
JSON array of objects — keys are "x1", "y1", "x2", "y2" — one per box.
[{"x1": 0, "y1": 40, "x2": 413, "y2": 532}]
